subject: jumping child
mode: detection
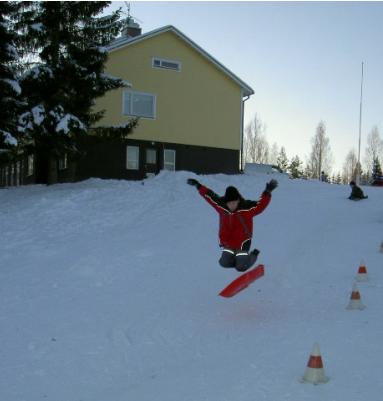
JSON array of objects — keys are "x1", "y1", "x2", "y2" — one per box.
[{"x1": 187, "y1": 178, "x2": 278, "y2": 272}]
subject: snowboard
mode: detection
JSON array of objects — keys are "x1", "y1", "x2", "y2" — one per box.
[{"x1": 219, "y1": 264, "x2": 264, "y2": 298}]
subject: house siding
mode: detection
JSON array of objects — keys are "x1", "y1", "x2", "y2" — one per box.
[
  {"x1": 0, "y1": 136, "x2": 239, "y2": 187},
  {"x1": 94, "y1": 31, "x2": 243, "y2": 151},
  {"x1": 75, "y1": 136, "x2": 239, "y2": 181}
]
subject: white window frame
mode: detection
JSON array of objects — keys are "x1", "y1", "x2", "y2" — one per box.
[
  {"x1": 152, "y1": 57, "x2": 181, "y2": 72},
  {"x1": 58, "y1": 154, "x2": 68, "y2": 170},
  {"x1": 163, "y1": 149, "x2": 176, "y2": 171},
  {"x1": 146, "y1": 148, "x2": 157, "y2": 164},
  {"x1": 27, "y1": 154, "x2": 34, "y2": 176},
  {"x1": 123, "y1": 90, "x2": 156, "y2": 119},
  {"x1": 126, "y1": 146, "x2": 139, "y2": 170}
]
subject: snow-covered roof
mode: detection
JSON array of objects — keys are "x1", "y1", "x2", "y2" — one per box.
[
  {"x1": 107, "y1": 25, "x2": 254, "y2": 97},
  {"x1": 245, "y1": 163, "x2": 289, "y2": 176}
]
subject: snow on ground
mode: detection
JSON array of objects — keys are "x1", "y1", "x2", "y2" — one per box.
[{"x1": 1, "y1": 171, "x2": 383, "y2": 401}]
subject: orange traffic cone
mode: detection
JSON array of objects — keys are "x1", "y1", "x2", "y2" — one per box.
[
  {"x1": 301, "y1": 343, "x2": 329, "y2": 384},
  {"x1": 346, "y1": 283, "x2": 366, "y2": 310},
  {"x1": 356, "y1": 262, "x2": 368, "y2": 282}
]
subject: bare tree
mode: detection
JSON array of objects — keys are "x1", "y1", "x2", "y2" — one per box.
[
  {"x1": 307, "y1": 121, "x2": 333, "y2": 179},
  {"x1": 342, "y1": 149, "x2": 358, "y2": 184},
  {"x1": 244, "y1": 114, "x2": 269, "y2": 164},
  {"x1": 364, "y1": 126, "x2": 383, "y2": 174},
  {"x1": 269, "y1": 142, "x2": 279, "y2": 166}
]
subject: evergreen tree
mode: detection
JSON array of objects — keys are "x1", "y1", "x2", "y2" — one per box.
[
  {"x1": 17, "y1": 1, "x2": 136, "y2": 184},
  {"x1": 288, "y1": 155, "x2": 303, "y2": 178},
  {"x1": 276, "y1": 146, "x2": 289, "y2": 172},
  {"x1": 0, "y1": 1, "x2": 22, "y2": 157},
  {"x1": 364, "y1": 126, "x2": 383, "y2": 175},
  {"x1": 372, "y1": 156, "x2": 382, "y2": 179},
  {"x1": 302, "y1": 163, "x2": 312, "y2": 179},
  {"x1": 330, "y1": 173, "x2": 341, "y2": 184},
  {"x1": 361, "y1": 170, "x2": 370, "y2": 185}
]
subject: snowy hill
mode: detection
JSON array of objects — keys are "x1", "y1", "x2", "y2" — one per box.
[{"x1": 1, "y1": 171, "x2": 383, "y2": 401}]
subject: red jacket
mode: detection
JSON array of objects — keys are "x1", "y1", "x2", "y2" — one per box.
[{"x1": 199, "y1": 185, "x2": 271, "y2": 250}]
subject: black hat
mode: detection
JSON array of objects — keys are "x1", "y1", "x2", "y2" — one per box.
[
  {"x1": 224, "y1": 186, "x2": 241, "y2": 202},
  {"x1": 350, "y1": 181, "x2": 356, "y2": 186}
]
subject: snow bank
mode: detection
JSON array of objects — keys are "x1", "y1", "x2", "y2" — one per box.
[{"x1": 1, "y1": 172, "x2": 382, "y2": 401}]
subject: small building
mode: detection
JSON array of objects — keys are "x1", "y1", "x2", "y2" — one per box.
[{"x1": 78, "y1": 23, "x2": 254, "y2": 181}]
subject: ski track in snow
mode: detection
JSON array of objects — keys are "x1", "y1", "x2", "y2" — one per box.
[{"x1": 1, "y1": 171, "x2": 383, "y2": 401}]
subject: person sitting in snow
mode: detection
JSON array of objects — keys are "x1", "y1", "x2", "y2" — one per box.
[
  {"x1": 348, "y1": 181, "x2": 368, "y2": 200},
  {"x1": 187, "y1": 178, "x2": 278, "y2": 272}
]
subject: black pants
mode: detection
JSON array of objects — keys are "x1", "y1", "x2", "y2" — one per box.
[{"x1": 219, "y1": 247, "x2": 258, "y2": 272}]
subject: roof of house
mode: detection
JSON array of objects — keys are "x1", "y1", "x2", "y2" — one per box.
[
  {"x1": 107, "y1": 25, "x2": 254, "y2": 97},
  {"x1": 245, "y1": 163, "x2": 288, "y2": 176}
]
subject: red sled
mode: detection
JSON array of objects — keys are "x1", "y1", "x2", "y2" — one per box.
[{"x1": 219, "y1": 264, "x2": 264, "y2": 298}]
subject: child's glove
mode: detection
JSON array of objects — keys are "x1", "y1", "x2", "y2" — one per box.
[
  {"x1": 264, "y1": 179, "x2": 278, "y2": 193},
  {"x1": 187, "y1": 178, "x2": 201, "y2": 189}
]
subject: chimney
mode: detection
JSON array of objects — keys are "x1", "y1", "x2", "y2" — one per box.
[{"x1": 122, "y1": 17, "x2": 142, "y2": 38}]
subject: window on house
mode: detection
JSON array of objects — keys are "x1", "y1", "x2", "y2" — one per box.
[
  {"x1": 123, "y1": 90, "x2": 156, "y2": 119},
  {"x1": 27, "y1": 155, "x2": 34, "y2": 176},
  {"x1": 163, "y1": 149, "x2": 176, "y2": 171},
  {"x1": 152, "y1": 57, "x2": 181, "y2": 71},
  {"x1": 146, "y1": 149, "x2": 157, "y2": 164},
  {"x1": 58, "y1": 154, "x2": 68, "y2": 170},
  {"x1": 127, "y1": 146, "x2": 139, "y2": 170}
]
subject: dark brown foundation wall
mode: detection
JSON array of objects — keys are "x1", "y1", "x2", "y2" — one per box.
[
  {"x1": 75, "y1": 137, "x2": 240, "y2": 181},
  {"x1": 0, "y1": 137, "x2": 240, "y2": 187}
]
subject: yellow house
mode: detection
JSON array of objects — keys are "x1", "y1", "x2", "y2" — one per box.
[{"x1": 77, "y1": 23, "x2": 254, "y2": 180}]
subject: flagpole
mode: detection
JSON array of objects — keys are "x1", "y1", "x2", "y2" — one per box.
[{"x1": 356, "y1": 62, "x2": 364, "y2": 185}]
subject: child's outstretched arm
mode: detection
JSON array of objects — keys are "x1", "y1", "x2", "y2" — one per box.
[
  {"x1": 187, "y1": 178, "x2": 224, "y2": 213},
  {"x1": 248, "y1": 179, "x2": 278, "y2": 217}
]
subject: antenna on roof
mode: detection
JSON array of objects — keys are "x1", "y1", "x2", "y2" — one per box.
[
  {"x1": 120, "y1": 2, "x2": 143, "y2": 38},
  {"x1": 122, "y1": 2, "x2": 143, "y2": 24}
]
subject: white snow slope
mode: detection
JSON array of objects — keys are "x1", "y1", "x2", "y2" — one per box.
[{"x1": 1, "y1": 171, "x2": 383, "y2": 401}]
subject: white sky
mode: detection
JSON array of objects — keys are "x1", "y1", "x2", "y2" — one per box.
[{"x1": 106, "y1": 1, "x2": 383, "y2": 173}]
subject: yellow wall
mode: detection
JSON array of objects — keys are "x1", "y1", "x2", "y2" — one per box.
[{"x1": 94, "y1": 31, "x2": 243, "y2": 150}]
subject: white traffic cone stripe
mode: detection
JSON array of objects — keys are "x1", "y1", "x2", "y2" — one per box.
[
  {"x1": 346, "y1": 283, "x2": 366, "y2": 310},
  {"x1": 301, "y1": 343, "x2": 329, "y2": 384}
]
